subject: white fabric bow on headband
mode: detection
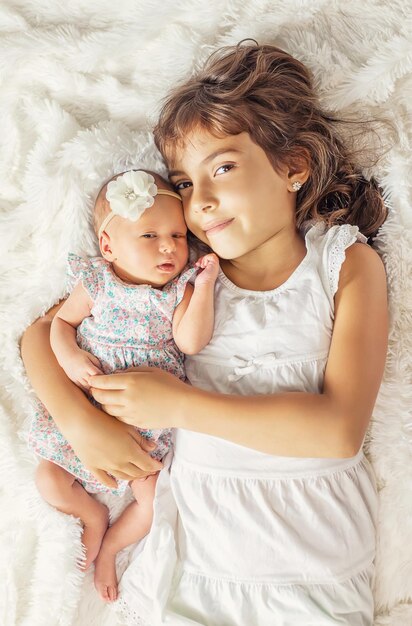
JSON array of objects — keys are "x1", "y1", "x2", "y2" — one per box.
[{"x1": 98, "y1": 170, "x2": 182, "y2": 238}]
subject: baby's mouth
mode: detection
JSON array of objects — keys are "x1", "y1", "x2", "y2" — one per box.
[{"x1": 157, "y1": 262, "x2": 176, "y2": 272}]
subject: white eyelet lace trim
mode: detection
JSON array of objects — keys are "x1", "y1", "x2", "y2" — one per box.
[
  {"x1": 116, "y1": 598, "x2": 151, "y2": 626},
  {"x1": 328, "y1": 225, "x2": 363, "y2": 296}
]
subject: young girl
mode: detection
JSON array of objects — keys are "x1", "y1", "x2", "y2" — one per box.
[
  {"x1": 21, "y1": 43, "x2": 388, "y2": 625},
  {"x1": 27, "y1": 168, "x2": 218, "y2": 603}
]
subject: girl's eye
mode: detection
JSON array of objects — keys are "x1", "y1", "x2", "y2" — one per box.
[
  {"x1": 174, "y1": 181, "x2": 192, "y2": 191},
  {"x1": 215, "y1": 164, "x2": 234, "y2": 176},
  {"x1": 173, "y1": 234, "x2": 186, "y2": 238}
]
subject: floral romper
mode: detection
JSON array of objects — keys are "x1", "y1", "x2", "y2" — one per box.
[{"x1": 28, "y1": 254, "x2": 196, "y2": 495}]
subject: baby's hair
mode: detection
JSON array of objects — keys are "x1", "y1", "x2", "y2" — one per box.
[
  {"x1": 154, "y1": 42, "x2": 388, "y2": 238},
  {"x1": 93, "y1": 169, "x2": 173, "y2": 236}
]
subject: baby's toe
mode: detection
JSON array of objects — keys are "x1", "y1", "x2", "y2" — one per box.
[
  {"x1": 108, "y1": 585, "x2": 118, "y2": 602},
  {"x1": 95, "y1": 582, "x2": 108, "y2": 601}
]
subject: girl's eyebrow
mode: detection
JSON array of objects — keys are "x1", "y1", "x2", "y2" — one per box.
[{"x1": 169, "y1": 148, "x2": 242, "y2": 178}]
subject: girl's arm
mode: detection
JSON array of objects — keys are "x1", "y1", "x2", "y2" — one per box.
[
  {"x1": 172, "y1": 253, "x2": 219, "y2": 355},
  {"x1": 90, "y1": 244, "x2": 388, "y2": 459},
  {"x1": 20, "y1": 303, "x2": 162, "y2": 486},
  {"x1": 51, "y1": 282, "x2": 103, "y2": 388}
]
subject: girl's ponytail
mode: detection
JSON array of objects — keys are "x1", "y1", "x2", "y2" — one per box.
[{"x1": 293, "y1": 118, "x2": 388, "y2": 238}]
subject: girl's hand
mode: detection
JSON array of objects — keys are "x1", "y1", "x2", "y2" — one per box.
[
  {"x1": 89, "y1": 368, "x2": 190, "y2": 429},
  {"x1": 194, "y1": 253, "x2": 220, "y2": 286},
  {"x1": 59, "y1": 349, "x2": 103, "y2": 390},
  {"x1": 71, "y1": 403, "x2": 163, "y2": 487}
]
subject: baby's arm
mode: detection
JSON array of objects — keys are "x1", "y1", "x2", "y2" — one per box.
[
  {"x1": 51, "y1": 282, "x2": 103, "y2": 388},
  {"x1": 172, "y1": 253, "x2": 219, "y2": 355}
]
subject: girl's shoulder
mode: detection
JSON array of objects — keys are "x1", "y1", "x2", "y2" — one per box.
[
  {"x1": 303, "y1": 220, "x2": 367, "y2": 249},
  {"x1": 336, "y1": 236, "x2": 386, "y2": 293},
  {"x1": 303, "y1": 221, "x2": 370, "y2": 302}
]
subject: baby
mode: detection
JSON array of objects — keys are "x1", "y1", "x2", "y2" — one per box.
[{"x1": 28, "y1": 169, "x2": 219, "y2": 602}]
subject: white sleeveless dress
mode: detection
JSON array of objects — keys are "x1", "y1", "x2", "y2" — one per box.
[{"x1": 118, "y1": 223, "x2": 378, "y2": 626}]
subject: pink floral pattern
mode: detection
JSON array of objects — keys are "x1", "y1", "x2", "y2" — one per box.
[{"x1": 28, "y1": 254, "x2": 196, "y2": 496}]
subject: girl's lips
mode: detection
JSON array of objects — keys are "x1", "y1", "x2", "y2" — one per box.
[{"x1": 204, "y1": 218, "x2": 234, "y2": 236}]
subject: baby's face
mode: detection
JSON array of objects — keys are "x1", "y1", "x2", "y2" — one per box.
[{"x1": 105, "y1": 195, "x2": 189, "y2": 287}]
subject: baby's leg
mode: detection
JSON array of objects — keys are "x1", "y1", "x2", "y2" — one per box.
[
  {"x1": 35, "y1": 459, "x2": 109, "y2": 569},
  {"x1": 94, "y1": 473, "x2": 158, "y2": 603}
]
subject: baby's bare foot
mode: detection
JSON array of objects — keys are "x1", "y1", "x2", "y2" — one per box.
[
  {"x1": 94, "y1": 544, "x2": 118, "y2": 602},
  {"x1": 80, "y1": 503, "x2": 109, "y2": 570}
]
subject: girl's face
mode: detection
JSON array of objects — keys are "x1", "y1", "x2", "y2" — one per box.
[
  {"x1": 102, "y1": 195, "x2": 189, "y2": 287},
  {"x1": 168, "y1": 130, "x2": 298, "y2": 262}
]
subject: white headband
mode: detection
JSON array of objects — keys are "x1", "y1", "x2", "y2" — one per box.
[{"x1": 98, "y1": 170, "x2": 182, "y2": 239}]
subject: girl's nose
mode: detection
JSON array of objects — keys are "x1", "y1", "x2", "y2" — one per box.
[{"x1": 190, "y1": 184, "x2": 216, "y2": 214}]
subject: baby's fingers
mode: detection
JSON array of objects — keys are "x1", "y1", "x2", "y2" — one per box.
[
  {"x1": 195, "y1": 256, "x2": 209, "y2": 269},
  {"x1": 195, "y1": 254, "x2": 219, "y2": 272},
  {"x1": 197, "y1": 253, "x2": 218, "y2": 265}
]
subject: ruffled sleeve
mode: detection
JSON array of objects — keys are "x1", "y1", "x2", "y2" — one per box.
[
  {"x1": 174, "y1": 265, "x2": 198, "y2": 306},
  {"x1": 66, "y1": 253, "x2": 102, "y2": 301},
  {"x1": 327, "y1": 224, "x2": 367, "y2": 298}
]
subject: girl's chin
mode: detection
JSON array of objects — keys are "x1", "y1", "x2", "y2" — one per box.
[{"x1": 207, "y1": 244, "x2": 245, "y2": 261}]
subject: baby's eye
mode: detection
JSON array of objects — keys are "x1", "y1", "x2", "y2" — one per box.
[
  {"x1": 142, "y1": 233, "x2": 156, "y2": 238},
  {"x1": 172, "y1": 233, "x2": 187, "y2": 238},
  {"x1": 174, "y1": 181, "x2": 192, "y2": 191},
  {"x1": 215, "y1": 164, "x2": 235, "y2": 176}
]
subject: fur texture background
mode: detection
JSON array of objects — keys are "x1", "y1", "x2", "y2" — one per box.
[{"x1": 0, "y1": 1, "x2": 411, "y2": 624}]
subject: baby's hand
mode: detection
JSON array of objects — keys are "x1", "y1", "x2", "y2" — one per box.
[
  {"x1": 59, "y1": 349, "x2": 103, "y2": 390},
  {"x1": 194, "y1": 253, "x2": 220, "y2": 286}
]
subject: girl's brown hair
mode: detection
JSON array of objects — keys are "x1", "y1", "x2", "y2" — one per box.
[{"x1": 154, "y1": 42, "x2": 387, "y2": 238}]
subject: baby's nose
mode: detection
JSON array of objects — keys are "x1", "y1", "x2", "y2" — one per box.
[{"x1": 160, "y1": 237, "x2": 175, "y2": 253}]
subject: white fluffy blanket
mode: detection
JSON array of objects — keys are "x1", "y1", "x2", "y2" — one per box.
[{"x1": 1, "y1": 1, "x2": 411, "y2": 625}]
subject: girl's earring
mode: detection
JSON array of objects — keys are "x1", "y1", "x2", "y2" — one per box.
[{"x1": 292, "y1": 181, "x2": 302, "y2": 192}]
